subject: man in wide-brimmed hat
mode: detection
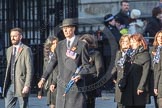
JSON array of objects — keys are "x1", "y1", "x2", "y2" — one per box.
[
  {"x1": 60, "y1": 18, "x2": 77, "y2": 28},
  {"x1": 38, "y1": 18, "x2": 90, "y2": 108}
]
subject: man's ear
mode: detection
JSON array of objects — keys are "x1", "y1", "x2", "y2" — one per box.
[{"x1": 20, "y1": 35, "x2": 23, "y2": 40}]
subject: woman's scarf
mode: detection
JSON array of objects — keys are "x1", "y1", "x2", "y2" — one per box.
[
  {"x1": 48, "y1": 52, "x2": 54, "y2": 63},
  {"x1": 153, "y1": 46, "x2": 162, "y2": 64},
  {"x1": 117, "y1": 49, "x2": 132, "y2": 68},
  {"x1": 117, "y1": 46, "x2": 145, "y2": 68},
  {"x1": 131, "y1": 46, "x2": 145, "y2": 56}
]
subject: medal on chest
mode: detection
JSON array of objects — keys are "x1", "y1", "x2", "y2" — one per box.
[{"x1": 66, "y1": 46, "x2": 77, "y2": 59}]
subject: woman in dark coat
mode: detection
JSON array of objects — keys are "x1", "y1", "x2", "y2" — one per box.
[
  {"x1": 122, "y1": 33, "x2": 151, "y2": 108},
  {"x1": 152, "y1": 30, "x2": 162, "y2": 108},
  {"x1": 111, "y1": 34, "x2": 131, "y2": 108},
  {"x1": 80, "y1": 34, "x2": 104, "y2": 108},
  {"x1": 38, "y1": 36, "x2": 58, "y2": 108}
]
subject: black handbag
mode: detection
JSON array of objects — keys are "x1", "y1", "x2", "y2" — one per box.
[
  {"x1": 117, "y1": 61, "x2": 132, "y2": 92},
  {"x1": 117, "y1": 51, "x2": 133, "y2": 92}
]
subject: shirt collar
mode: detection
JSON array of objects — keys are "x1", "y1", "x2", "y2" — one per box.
[
  {"x1": 67, "y1": 35, "x2": 76, "y2": 46},
  {"x1": 13, "y1": 42, "x2": 22, "y2": 54}
]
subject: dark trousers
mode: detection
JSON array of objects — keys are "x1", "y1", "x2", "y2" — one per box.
[
  {"x1": 86, "y1": 97, "x2": 95, "y2": 108},
  {"x1": 5, "y1": 84, "x2": 29, "y2": 108},
  {"x1": 125, "y1": 106, "x2": 145, "y2": 108},
  {"x1": 154, "y1": 96, "x2": 159, "y2": 108}
]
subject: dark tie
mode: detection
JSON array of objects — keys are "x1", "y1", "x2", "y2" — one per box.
[
  {"x1": 13, "y1": 47, "x2": 16, "y2": 56},
  {"x1": 67, "y1": 40, "x2": 71, "y2": 48},
  {"x1": 10, "y1": 47, "x2": 16, "y2": 83}
]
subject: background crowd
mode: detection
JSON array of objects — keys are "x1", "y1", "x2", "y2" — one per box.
[{"x1": 2, "y1": 0, "x2": 162, "y2": 108}]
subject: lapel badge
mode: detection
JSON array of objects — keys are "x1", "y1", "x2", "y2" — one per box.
[{"x1": 71, "y1": 46, "x2": 77, "y2": 51}]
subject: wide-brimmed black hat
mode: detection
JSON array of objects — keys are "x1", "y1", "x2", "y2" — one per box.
[{"x1": 60, "y1": 18, "x2": 77, "y2": 28}]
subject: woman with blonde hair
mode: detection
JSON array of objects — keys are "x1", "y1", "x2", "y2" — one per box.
[
  {"x1": 121, "y1": 33, "x2": 151, "y2": 108},
  {"x1": 152, "y1": 30, "x2": 162, "y2": 108},
  {"x1": 112, "y1": 34, "x2": 131, "y2": 108}
]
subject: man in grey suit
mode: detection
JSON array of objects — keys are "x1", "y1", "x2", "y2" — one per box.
[
  {"x1": 38, "y1": 18, "x2": 90, "y2": 108},
  {"x1": 3, "y1": 28, "x2": 34, "y2": 108}
]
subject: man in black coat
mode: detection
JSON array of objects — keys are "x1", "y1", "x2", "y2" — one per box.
[
  {"x1": 144, "y1": 7, "x2": 162, "y2": 45},
  {"x1": 38, "y1": 18, "x2": 90, "y2": 108},
  {"x1": 115, "y1": 0, "x2": 131, "y2": 28}
]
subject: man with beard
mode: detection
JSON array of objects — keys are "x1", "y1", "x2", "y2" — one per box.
[
  {"x1": 2, "y1": 28, "x2": 34, "y2": 108},
  {"x1": 144, "y1": 6, "x2": 162, "y2": 45},
  {"x1": 115, "y1": 0, "x2": 131, "y2": 28}
]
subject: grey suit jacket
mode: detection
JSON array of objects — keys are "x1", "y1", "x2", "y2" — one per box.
[{"x1": 3, "y1": 43, "x2": 34, "y2": 97}]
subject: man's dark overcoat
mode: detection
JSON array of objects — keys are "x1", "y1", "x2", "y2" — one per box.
[{"x1": 42, "y1": 36, "x2": 90, "y2": 108}]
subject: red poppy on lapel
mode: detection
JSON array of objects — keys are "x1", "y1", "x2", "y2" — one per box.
[
  {"x1": 71, "y1": 46, "x2": 77, "y2": 51},
  {"x1": 18, "y1": 47, "x2": 23, "y2": 53}
]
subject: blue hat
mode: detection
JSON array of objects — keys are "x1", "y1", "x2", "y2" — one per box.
[{"x1": 104, "y1": 14, "x2": 114, "y2": 22}]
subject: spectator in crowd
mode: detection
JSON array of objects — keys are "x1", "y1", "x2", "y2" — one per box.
[
  {"x1": 144, "y1": 6, "x2": 162, "y2": 45},
  {"x1": 38, "y1": 18, "x2": 90, "y2": 108},
  {"x1": 128, "y1": 9, "x2": 144, "y2": 35},
  {"x1": 111, "y1": 34, "x2": 131, "y2": 108},
  {"x1": 104, "y1": 14, "x2": 121, "y2": 44},
  {"x1": 121, "y1": 33, "x2": 151, "y2": 108},
  {"x1": 152, "y1": 30, "x2": 162, "y2": 108},
  {"x1": 80, "y1": 34, "x2": 104, "y2": 108},
  {"x1": 115, "y1": 17, "x2": 128, "y2": 35},
  {"x1": 2, "y1": 27, "x2": 34, "y2": 108},
  {"x1": 115, "y1": 0, "x2": 131, "y2": 28},
  {"x1": 102, "y1": 13, "x2": 121, "y2": 92},
  {"x1": 37, "y1": 36, "x2": 58, "y2": 108}
]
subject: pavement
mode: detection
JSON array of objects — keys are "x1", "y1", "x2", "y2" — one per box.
[{"x1": 0, "y1": 91, "x2": 156, "y2": 108}]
